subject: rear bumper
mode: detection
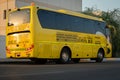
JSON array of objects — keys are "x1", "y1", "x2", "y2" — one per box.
[{"x1": 6, "y1": 51, "x2": 33, "y2": 58}]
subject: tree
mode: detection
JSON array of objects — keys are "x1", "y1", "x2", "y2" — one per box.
[
  {"x1": 83, "y1": 7, "x2": 120, "y2": 57},
  {"x1": 102, "y1": 9, "x2": 120, "y2": 57}
]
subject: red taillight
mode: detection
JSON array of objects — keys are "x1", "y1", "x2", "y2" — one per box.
[
  {"x1": 6, "y1": 47, "x2": 11, "y2": 54},
  {"x1": 26, "y1": 44, "x2": 34, "y2": 51}
]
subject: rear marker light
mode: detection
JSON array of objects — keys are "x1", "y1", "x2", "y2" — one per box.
[
  {"x1": 6, "y1": 47, "x2": 11, "y2": 54},
  {"x1": 26, "y1": 45, "x2": 34, "y2": 51}
]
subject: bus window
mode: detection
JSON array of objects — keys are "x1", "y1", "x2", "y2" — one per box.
[{"x1": 8, "y1": 9, "x2": 30, "y2": 26}]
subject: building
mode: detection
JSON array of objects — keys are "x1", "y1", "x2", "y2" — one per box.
[
  {"x1": 0, "y1": 36, "x2": 5, "y2": 58},
  {"x1": 0, "y1": 0, "x2": 82, "y2": 35},
  {"x1": 0, "y1": 0, "x2": 82, "y2": 58}
]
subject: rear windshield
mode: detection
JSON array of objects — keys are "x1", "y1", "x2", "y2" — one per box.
[{"x1": 8, "y1": 9, "x2": 30, "y2": 26}]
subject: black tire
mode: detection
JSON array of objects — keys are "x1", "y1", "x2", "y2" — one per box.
[
  {"x1": 72, "y1": 58, "x2": 80, "y2": 63},
  {"x1": 96, "y1": 50, "x2": 104, "y2": 62},
  {"x1": 30, "y1": 58, "x2": 47, "y2": 64},
  {"x1": 60, "y1": 48, "x2": 71, "y2": 64}
]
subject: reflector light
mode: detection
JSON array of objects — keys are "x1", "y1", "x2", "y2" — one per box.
[
  {"x1": 31, "y1": 2, "x2": 35, "y2": 6},
  {"x1": 6, "y1": 47, "x2": 11, "y2": 54},
  {"x1": 26, "y1": 44, "x2": 34, "y2": 51}
]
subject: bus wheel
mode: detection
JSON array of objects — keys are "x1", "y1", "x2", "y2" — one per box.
[
  {"x1": 60, "y1": 48, "x2": 71, "y2": 64},
  {"x1": 96, "y1": 50, "x2": 104, "y2": 62},
  {"x1": 72, "y1": 58, "x2": 80, "y2": 63}
]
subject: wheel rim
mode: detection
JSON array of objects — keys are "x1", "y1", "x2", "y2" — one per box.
[
  {"x1": 96, "y1": 51, "x2": 104, "y2": 63},
  {"x1": 98, "y1": 52, "x2": 103, "y2": 59},
  {"x1": 62, "y1": 52, "x2": 69, "y2": 62}
]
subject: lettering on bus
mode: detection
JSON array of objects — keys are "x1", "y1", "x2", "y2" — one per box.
[
  {"x1": 95, "y1": 36, "x2": 101, "y2": 44},
  {"x1": 10, "y1": 48, "x2": 26, "y2": 51},
  {"x1": 56, "y1": 32, "x2": 78, "y2": 42},
  {"x1": 8, "y1": 40, "x2": 17, "y2": 44},
  {"x1": 87, "y1": 36, "x2": 93, "y2": 43},
  {"x1": 95, "y1": 41, "x2": 101, "y2": 44},
  {"x1": 56, "y1": 32, "x2": 93, "y2": 43},
  {"x1": 8, "y1": 40, "x2": 29, "y2": 45}
]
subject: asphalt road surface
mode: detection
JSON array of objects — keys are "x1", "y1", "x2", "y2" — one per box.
[{"x1": 0, "y1": 60, "x2": 120, "y2": 80}]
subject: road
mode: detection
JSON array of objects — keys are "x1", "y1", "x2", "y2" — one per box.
[{"x1": 0, "y1": 59, "x2": 120, "y2": 80}]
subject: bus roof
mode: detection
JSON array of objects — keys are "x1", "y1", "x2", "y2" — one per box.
[
  {"x1": 20, "y1": 5, "x2": 104, "y2": 22},
  {"x1": 57, "y1": 9, "x2": 104, "y2": 22},
  {"x1": 37, "y1": 7, "x2": 104, "y2": 22}
]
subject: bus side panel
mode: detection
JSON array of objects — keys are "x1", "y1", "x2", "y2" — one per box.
[
  {"x1": 51, "y1": 43, "x2": 63, "y2": 59},
  {"x1": 92, "y1": 35, "x2": 102, "y2": 58},
  {"x1": 35, "y1": 42, "x2": 63, "y2": 59},
  {"x1": 36, "y1": 43, "x2": 52, "y2": 58}
]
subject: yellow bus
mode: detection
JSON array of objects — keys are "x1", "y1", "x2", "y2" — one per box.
[{"x1": 6, "y1": 3, "x2": 112, "y2": 64}]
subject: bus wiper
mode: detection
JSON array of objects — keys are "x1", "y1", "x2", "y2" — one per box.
[
  {"x1": 8, "y1": 23, "x2": 14, "y2": 26},
  {"x1": 7, "y1": 30, "x2": 30, "y2": 35}
]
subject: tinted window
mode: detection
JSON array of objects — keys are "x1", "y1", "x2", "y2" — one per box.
[
  {"x1": 37, "y1": 9, "x2": 106, "y2": 34},
  {"x1": 8, "y1": 9, "x2": 30, "y2": 26}
]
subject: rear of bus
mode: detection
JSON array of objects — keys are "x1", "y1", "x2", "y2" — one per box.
[{"x1": 6, "y1": 6, "x2": 34, "y2": 58}]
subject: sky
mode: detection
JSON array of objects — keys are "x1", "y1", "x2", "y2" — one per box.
[{"x1": 83, "y1": 0, "x2": 120, "y2": 11}]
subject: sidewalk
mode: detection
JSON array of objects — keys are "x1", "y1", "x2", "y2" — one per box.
[
  {"x1": 0, "y1": 58, "x2": 30, "y2": 62},
  {"x1": 0, "y1": 58, "x2": 120, "y2": 62},
  {"x1": 104, "y1": 58, "x2": 120, "y2": 61},
  {"x1": 80, "y1": 58, "x2": 120, "y2": 62}
]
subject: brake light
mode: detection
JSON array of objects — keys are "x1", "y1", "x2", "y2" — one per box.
[
  {"x1": 6, "y1": 47, "x2": 11, "y2": 54},
  {"x1": 26, "y1": 44, "x2": 34, "y2": 51}
]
